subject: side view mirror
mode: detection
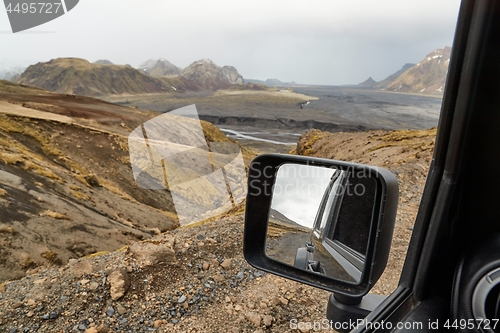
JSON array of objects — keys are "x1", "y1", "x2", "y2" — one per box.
[{"x1": 244, "y1": 154, "x2": 398, "y2": 299}]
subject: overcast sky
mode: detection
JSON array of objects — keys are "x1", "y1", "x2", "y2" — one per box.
[
  {"x1": 0, "y1": 0, "x2": 461, "y2": 85},
  {"x1": 270, "y1": 165, "x2": 336, "y2": 227}
]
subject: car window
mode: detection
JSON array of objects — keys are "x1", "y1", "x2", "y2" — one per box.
[
  {"x1": 314, "y1": 173, "x2": 342, "y2": 236},
  {"x1": 0, "y1": 1, "x2": 462, "y2": 331},
  {"x1": 328, "y1": 175, "x2": 377, "y2": 256}
]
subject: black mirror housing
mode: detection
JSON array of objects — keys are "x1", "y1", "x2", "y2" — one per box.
[{"x1": 243, "y1": 154, "x2": 399, "y2": 298}]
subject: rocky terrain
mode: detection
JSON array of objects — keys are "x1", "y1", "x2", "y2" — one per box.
[
  {"x1": 386, "y1": 47, "x2": 451, "y2": 93},
  {"x1": 15, "y1": 58, "x2": 201, "y2": 96},
  {"x1": 138, "y1": 58, "x2": 244, "y2": 88},
  {"x1": 15, "y1": 58, "x2": 248, "y2": 97},
  {"x1": 374, "y1": 63, "x2": 415, "y2": 89},
  {"x1": 14, "y1": 45, "x2": 451, "y2": 102},
  {"x1": 0, "y1": 112, "x2": 437, "y2": 332},
  {"x1": 0, "y1": 80, "x2": 254, "y2": 282},
  {"x1": 180, "y1": 59, "x2": 244, "y2": 90},
  {"x1": 358, "y1": 47, "x2": 451, "y2": 94},
  {"x1": 138, "y1": 59, "x2": 181, "y2": 78}
]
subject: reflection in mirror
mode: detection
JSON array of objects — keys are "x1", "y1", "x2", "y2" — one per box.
[{"x1": 265, "y1": 163, "x2": 377, "y2": 284}]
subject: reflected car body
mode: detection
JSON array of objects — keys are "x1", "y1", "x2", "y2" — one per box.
[{"x1": 294, "y1": 169, "x2": 374, "y2": 283}]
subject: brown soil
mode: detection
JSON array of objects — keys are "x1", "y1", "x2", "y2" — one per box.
[
  {"x1": 0, "y1": 126, "x2": 435, "y2": 332},
  {"x1": 0, "y1": 81, "x2": 437, "y2": 332},
  {"x1": 0, "y1": 82, "x2": 255, "y2": 282}
]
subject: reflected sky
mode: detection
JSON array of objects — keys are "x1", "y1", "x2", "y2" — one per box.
[{"x1": 270, "y1": 164, "x2": 335, "y2": 227}]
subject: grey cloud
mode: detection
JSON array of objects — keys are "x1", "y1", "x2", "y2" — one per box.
[
  {"x1": 0, "y1": 0, "x2": 461, "y2": 84},
  {"x1": 270, "y1": 165, "x2": 335, "y2": 226}
]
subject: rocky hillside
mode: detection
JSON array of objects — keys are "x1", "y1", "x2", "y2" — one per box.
[
  {"x1": 181, "y1": 59, "x2": 244, "y2": 90},
  {"x1": 385, "y1": 47, "x2": 451, "y2": 93},
  {"x1": 138, "y1": 59, "x2": 181, "y2": 77},
  {"x1": 15, "y1": 58, "x2": 200, "y2": 96},
  {"x1": 0, "y1": 124, "x2": 437, "y2": 332},
  {"x1": 0, "y1": 80, "x2": 254, "y2": 282},
  {"x1": 16, "y1": 57, "x2": 248, "y2": 96},
  {"x1": 359, "y1": 47, "x2": 450, "y2": 94},
  {"x1": 375, "y1": 63, "x2": 415, "y2": 89}
]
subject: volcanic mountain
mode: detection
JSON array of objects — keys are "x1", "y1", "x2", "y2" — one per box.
[
  {"x1": 385, "y1": 47, "x2": 451, "y2": 93},
  {"x1": 138, "y1": 58, "x2": 181, "y2": 77},
  {"x1": 375, "y1": 63, "x2": 415, "y2": 89},
  {"x1": 93, "y1": 59, "x2": 114, "y2": 65},
  {"x1": 181, "y1": 59, "x2": 244, "y2": 90},
  {"x1": 357, "y1": 77, "x2": 378, "y2": 88},
  {"x1": 16, "y1": 58, "x2": 197, "y2": 96},
  {"x1": 16, "y1": 57, "x2": 248, "y2": 95}
]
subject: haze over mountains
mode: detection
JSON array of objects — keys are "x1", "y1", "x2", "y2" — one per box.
[
  {"x1": 16, "y1": 58, "x2": 189, "y2": 96},
  {"x1": 10, "y1": 46, "x2": 451, "y2": 97},
  {"x1": 138, "y1": 58, "x2": 181, "y2": 77},
  {"x1": 15, "y1": 58, "x2": 246, "y2": 96}
]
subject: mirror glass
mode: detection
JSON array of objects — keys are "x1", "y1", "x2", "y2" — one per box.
[{"x1": 265, "y1": 163, "x2": 378, "y2": 283}]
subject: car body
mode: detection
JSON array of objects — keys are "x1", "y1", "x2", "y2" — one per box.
[{"x1": 294, "y1": 169, "x2": 368, "y2": 283}]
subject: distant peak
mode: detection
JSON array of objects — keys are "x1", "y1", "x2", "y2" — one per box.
[
  {"x1": 94, "y1": 59, "x2": 113, "y2": 65},
  {"x1": 358, "y1": 76, "x2": 378, "y2": 88},
  {"x1": 49, "y1": 57, "x2": 90, "y2": 64},
  {"x1": 185, "y1": 59, "x2": 220, "y2": 69},
  {"x1": 198, "y1": 58, "x2": 215, "y2": 64}
]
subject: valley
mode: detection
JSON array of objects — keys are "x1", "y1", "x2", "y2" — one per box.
[
  {"x1": 103, "y1": 86, "x2": 442, "y2": 154},
  {"x1": 0, "y1": 49, "x2": 447, "y2": 331}
]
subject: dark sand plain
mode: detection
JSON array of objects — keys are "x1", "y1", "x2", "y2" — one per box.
[{"x1": 104, "y1": 86, "x2": 442, "y2": 154}]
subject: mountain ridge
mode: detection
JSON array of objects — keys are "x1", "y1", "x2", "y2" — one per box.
[
  {"x1": 180, "y1": 59, "x2": 244, "y2": 90},
  {"x1": 16, "y1": 58, "x2": 183, "y2": 96},
  {"x1": 385, "y1": 47, "x2": 451, "y2": 93},
  {"x1": 359, "y1": 47, "x2": 450, "y2": 94},
  {"x1": 139, "y1": 58, "x2": 181, "y2": 77},
  {"x1": 357, "y1": 77, "x2": 377, "y2": 88},
  {"x1": 375, "y1": 63, "x2": 416, "y2": 89},
  {"x1": 16, "y1": 57, "x2": 246, "y2": 96}
]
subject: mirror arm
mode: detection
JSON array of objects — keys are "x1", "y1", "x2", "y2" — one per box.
[{"x1": 327, "y1": 293, "x2": 387, "y2": 333}]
